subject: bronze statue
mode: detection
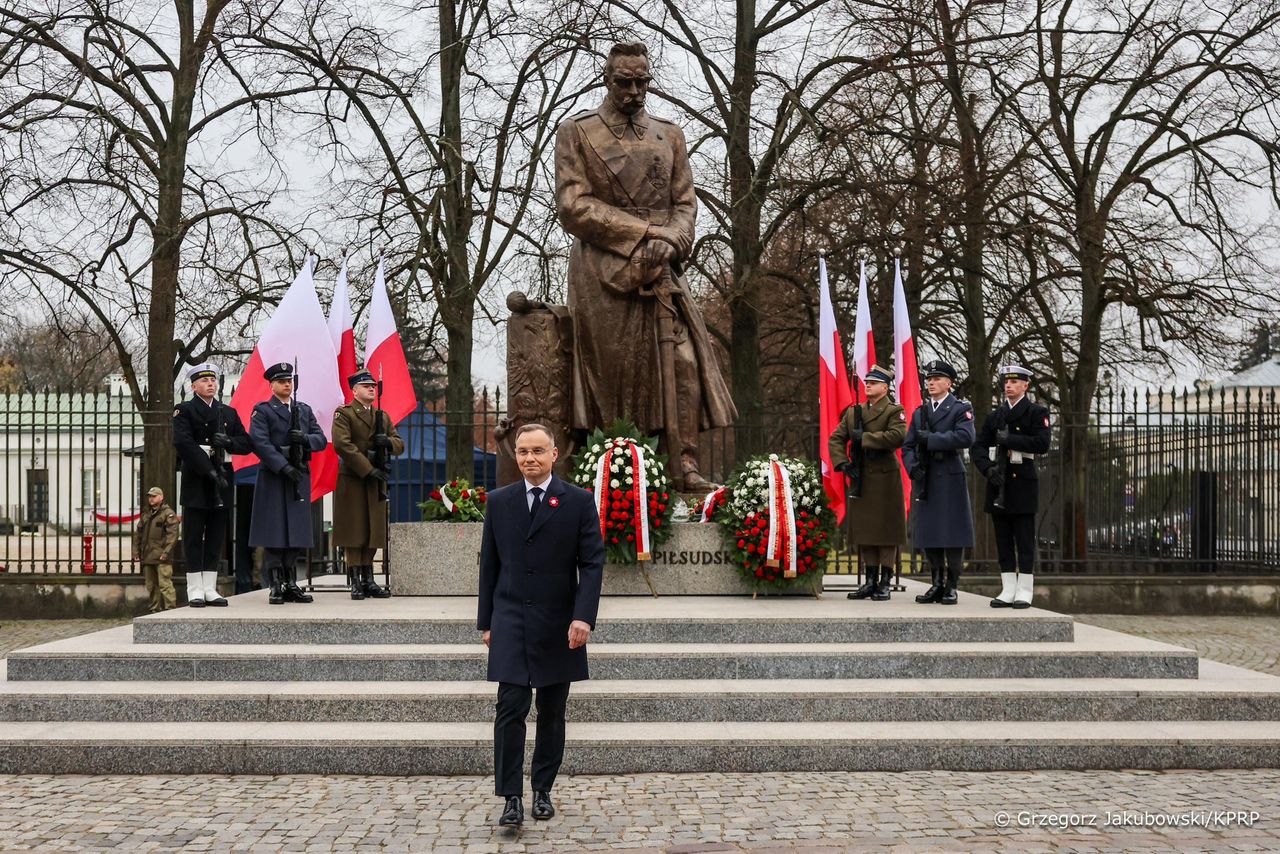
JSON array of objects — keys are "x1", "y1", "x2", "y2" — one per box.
[{"x1": 554, "y1": 41, "x2": 736, "y2": 491}]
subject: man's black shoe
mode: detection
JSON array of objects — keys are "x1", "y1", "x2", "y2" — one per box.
[
  {"x1": 498, "y1": 796, "x2": 523, "y2": 827},
  {"x1": 282, "y1": 581, "x2": 314, "y2": 603},
  {"x1": 532, "y1": 790, "x2": 555, "y2": 820}
]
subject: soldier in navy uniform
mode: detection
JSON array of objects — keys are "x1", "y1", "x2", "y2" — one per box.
[
  {"x1": 973, "y1": 364, "x2": 1052, "y2": 608},
  {"x1": 248, "y1": 362, "x2": 328, "y2": 605},
  {"x1": 902, "y1": 360, "x2": 976, "y2": 605},
  {"x1": 172, "y1": 363, "x2": 252, "y2": 607}
]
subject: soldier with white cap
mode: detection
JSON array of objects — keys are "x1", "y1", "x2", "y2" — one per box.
[
  {"x1": 172, "y1": 362, "x2": 252, "y2": 607},
  {"x1": 973, "y1": 364, "x2": 1052, "y2": 608}
]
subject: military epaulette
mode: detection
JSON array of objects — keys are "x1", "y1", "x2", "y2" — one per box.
[
  {"x1": 569, "y1": 108, "x2": 598, "y2": 122},
  {"x1": 649, "y1": 113, "x2": 678, "y2": 126}
]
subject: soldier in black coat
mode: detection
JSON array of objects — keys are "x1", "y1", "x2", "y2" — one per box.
[
  {"x1": 248, "y1": 362, "x2": 328, "y2": 605},
  {"x1": 973, "y1": 364, "x2": 1052, "y2": 608},
  {"x1": 478, "y1": 423, "x2": 604, "y2": 828},
  {"x1": 172, "y1": 363, "x2": 252, "y2": 607}
]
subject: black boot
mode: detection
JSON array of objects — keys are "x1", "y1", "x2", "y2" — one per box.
[
  {"x1": 871, "y1": 566, "x2": 892, "y2": 601},
  {"x1": 350, "y1": 565, "x2": 365, "y2": 601},
  {"x1": 939, "y1": 563, "x2": 960, "y2": 605},
  {"x1": 363, "y1": 565, "x2": 392, "y2": 599},
  {"x1": 268, "y1": 565, "x2": 284, "y2": 605},
  {"x1": 847, "y1": 566, "x2": 879, "y2": 600},
  {"x1": 281, "y1": 564, "x2": 314, "y2": 603},
  {"x1": 915, "y1": 565, "x2": 944, "y2": 603}
]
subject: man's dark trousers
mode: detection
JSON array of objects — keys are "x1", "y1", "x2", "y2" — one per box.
[
  {"x1": 182, "y1": 506, "x2": 226, "y2": 573},
  {"x1": 494, "y1": 681, "x2": 571, "y2": 797},
  {"x1": 993, "y1": 514, "x2": 1036, "y2": 573}
]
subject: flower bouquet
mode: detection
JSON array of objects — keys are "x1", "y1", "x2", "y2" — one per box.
[{"x1": 419, "y1": 478, "x2": 487, "y2": 522}]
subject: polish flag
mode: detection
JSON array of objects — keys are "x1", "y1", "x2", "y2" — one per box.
[
  {"x1": 892, "y1": 256, "x2": 922, "y2": 512},
  {"x1": 364, "y1": 258, "x2": 418, "y2": 424},
  {"x1": 818, "y1": 257, "x2": 855, "y2": 523},
  {"x1": 230, "y1": 256, "x2": 345, "y2": 500},
  {"x1": 851, "y1": 259, "x2": 877, "y2": 402},
  {"x1": 328, "y1": 257, "x2": 359, "y2": 405}
]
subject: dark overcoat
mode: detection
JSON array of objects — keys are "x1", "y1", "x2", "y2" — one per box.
[
  {"x1": 477, "y1": 475, "x2": 605, "y2": 688},
  {"x1": 248, "y1": 396, "x2": 327, "y2": 549},
  {"x1": 972, "y1": 397, "x2": 1052, "y2": 515},
  {"x1": 828, "y1": 397, "x2": 907, "y2": 547},
  {"x1": 902, "y1": 394, "x2": 977, "y2": 548},
  {"x1": 331, "y1": 402, "x2": 405, "y2": 549},
  {"x1": 173, "y1": 396, "x2": 252, "y2": 509}
]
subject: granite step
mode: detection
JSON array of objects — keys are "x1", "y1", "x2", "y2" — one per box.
[
  {"x1": 130, "y1": 591, "x2": 1075, "y2": 645},
  {"x1": 2, "y1": 663, "x2": 1277, "y2": 723},
  {"x1": 2, "y1": 719, "x2": 1278, "y2": 774},
  {"x1": 6, "y1": 625, "x2": 1198, "y2": 682}
]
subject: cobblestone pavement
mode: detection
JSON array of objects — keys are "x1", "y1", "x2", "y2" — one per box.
[
  {"x1": 0, "y1": 770, "x2": 1277, "y2": 853},
  {"x1": 1076, "y1": 615, "x2": 1280, "y2": 676},
  {"x1": 0, "y1": 619, "x2": 130, "y2": 658}
]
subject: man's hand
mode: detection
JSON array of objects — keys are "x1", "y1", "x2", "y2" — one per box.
[
  {"x1": 988, "y1": 469, "x2": 1005, "y2": 488},
  {"x1": 996, "y1": 427, "x2": 1010, "y2": 447},
  {"x1": 568, "y1": 620, "x2": 591, "y2": 649},
  {"x1": 836, "y1": 461, "x2": 855, "y2": 475},
  {"x1": 373, "y1": 434, "x2": 393, "y2": 450},
  {"x1": 910, "y1": 468, "x2": 927, "y2": 486},
  {"x1": 210, "y1": 432, "x2": 232, "y2": 450},
  {"x1": 916, "y1": 428, "x2": 931, "y2": 449},
  {"x1": 641, "y1": 239, "x2": 676, "y2": 267},
  {"x1": 281, "y1": 465, "x2": 303, "y2": 484},
  {"x1": 368, "y1": 468, "x2": 389, "y2": 483},
  {"x1": 849, "y1": 428, "x2": 864, "y2": 445},
  {"x1": 482, "y1": 630, "x2": 491, "y2": 648},
  {"x1": 287, "y1": 428, "x2": 306, "y2": 445}
]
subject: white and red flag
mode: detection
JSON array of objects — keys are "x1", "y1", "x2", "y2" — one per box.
[
  {"x1": 364, "y1": 258, "x2": 418, "y2": 424},
  {"x1": 328, "y1": 257, "x2": 359, "y2": 405},
  {"x1": 230, "y1": 255, "x2": 345, "y2": 499},
  {"x1": 851, "y1": 258, "x2": 877, "y2": 402},
  {"x1": 818, "y1": 257, "x2": 855, "y2": 523},
  {"x1": 892, "y1": 256, "x2": 922, "y2": 512}
]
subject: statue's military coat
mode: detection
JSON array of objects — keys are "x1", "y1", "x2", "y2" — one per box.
[
  {"x1": 828, "y1": 397, "x2": 908, "y2": 547},
  {"x1": 554, "y1": 101, "x2": 736, "y2": 433},
  {"x1": 902, "y1": 394, "x2": 977, "y2": 549},
  {"x1": 972, "y1": 397, "x2": 1052, "y2": 515},
  {"x1": 172, "y1": 396, "x2": 251, "y2": 509},
  {"x1": 331, "y1": 402, "x2": 405, "y2": 549},
  {"x1": 247, "y1": 396, "x2": 328, "y2": 549},
  {"x1": 477, "y1": 476, "x2": 605, "y2": 688}
]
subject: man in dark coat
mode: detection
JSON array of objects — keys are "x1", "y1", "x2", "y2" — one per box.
[
  {"x1": 555, "y1": 41, "x2": 736, "y2": 491},
  {"x1": 973, "y1": 364, "x2": 1053, "y2": 608},
  {"x1": 331, "y1": 369, "x2": 404, "y2": 599},
  {"x1": 902, "y1": 360, "x2": 976, "y2": 605},
  {"x1": 248, "y1": 362, "x2": 328, "y2": 605},
  {"x1": 828, "y1": 365, "x2": 907, "y2": 601},
  {"x1": 478, "y1": 423, "x2": 604, "y2": 828},
  {"x1": 173, "y1": 362, "x2": 252, "y2": 607}
]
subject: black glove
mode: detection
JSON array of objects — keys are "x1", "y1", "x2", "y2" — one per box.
[
  {"x1": 987, "y1": 469, "x2": 1005, "y2": 488},
  {"x1": 910, "y1": 468, "x2": 927, "y2": 485},
  {"x1": 916, "y1": 428, "x2": 931, "y2": 449},
  {"x1": 996, "y1": 427, "x2": 1010, "y2": 447},
  {"x1": 368, "y1": 468, "x2": 389, "y2": 483},
  {"x1": 287, "y1": 428, "x2": 306, "y2": 445},
  {"x1": 836, "y1": 461, "x2": 855, "y2": 475},
  {"x1": 210, "y1": 432, "x2": 232, "y2": 450},
  {"x1": 372, "y1": 434, "x2": 393, "y2": 450},
  {"x1": 281, "y1": 465, "x2": 303, "y2": 484},
  {"x1": 849, "y1": 428, "x2": 864, "y2": 446}
]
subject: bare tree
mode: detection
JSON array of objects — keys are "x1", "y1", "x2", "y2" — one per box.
[{"x1": 0, "y1": 311, "x2": 121, "y2": 392}]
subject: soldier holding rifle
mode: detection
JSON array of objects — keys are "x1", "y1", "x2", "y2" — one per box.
[
  {"x1": 827, "y1": 365, "x2": 907, "y2": 601},
  {"x1": 332, "y1": 369, "x2": 404, "y2": 600},
  {"x1": 172, "y1": 362, "x2": 251, "y2": 607},
  {"x1": 248, "y1": 362, "x2": 327, "y2": 605},
  {"x1": 973, "y1": 364, "x2": 1052, "y2": 608},
  {"x1": 902, "y1": 360, "x2": 976, "y2": 605}
]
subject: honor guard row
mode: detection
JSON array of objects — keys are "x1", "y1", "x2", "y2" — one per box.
[
  {"x1": 829, "y1": 359, "x2": 1051, "y2": 609},
  {"x1": 172, "y1": 361, "x2": 405, "y2": 607}
]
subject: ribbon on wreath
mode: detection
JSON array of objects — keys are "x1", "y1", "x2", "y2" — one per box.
[
  {"x1": 439, "y1": 487, "x2": 455, "y2": 513},
  {"x1": 591, "y1": 438, "x2": 652, "y2": 560},
  {"x1": 699, "y1": 486, "x2": 727, "y2": 523},
  {"x1": 765, "y1": 454, "x2": 798, "y2": 578},
  {"x1": 593, "y1": 445, "x2": 613, "y2": 538},
  {"x1": 629, "y1": 441, "x2": 651, "y2": 560}
]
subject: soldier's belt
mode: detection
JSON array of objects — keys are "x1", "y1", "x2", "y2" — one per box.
[
  {"x1": 864, "y1": 449, "x2": 892, "y2": 461},
  {"x1": 930, "y1": 451, "x2": 960, "y2": 462},
  {"x1": 620, "y1": 206, "x2": 671, "y2": 224}
]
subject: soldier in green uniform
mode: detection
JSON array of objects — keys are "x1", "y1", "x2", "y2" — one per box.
[
  {"x1": 828, "y1": 365, "x2": 908, "y2": 601},
  {"x1": 331, "y1": 370, "x2": 405, "y2": 599}
]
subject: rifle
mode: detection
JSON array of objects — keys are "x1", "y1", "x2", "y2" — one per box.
[
  {"x1": 287, "y1": 359, "x2": 306, "y2": 502},
  {"x1": 913, "y1": 396, "x2": 931, "y2": 503},
  {"x1": 368, "y1": 366, "x2": 391, "y2": 503},
  {"x1": 208, "y1": 375, "x2": 228, "y2": 509},
  {"x1": 991, "y1": 407, "x2": 1009, "y2": 510},
  {"x1": 844, "y1": 403, "x2": 864, "y2": 501}
]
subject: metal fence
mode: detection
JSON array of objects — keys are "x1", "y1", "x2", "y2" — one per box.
[{"x1": 1, "y1": 384, "x2": 1277, "y2": 576}]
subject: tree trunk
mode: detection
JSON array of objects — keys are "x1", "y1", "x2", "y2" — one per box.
[{"x1": 438, "y1": 0, "x2": 476, "y2": 480}]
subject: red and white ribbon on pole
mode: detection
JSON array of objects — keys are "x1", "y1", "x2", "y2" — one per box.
[
  {"x1": 699, "y1": 486, "x2": 727, "y2": 522},
  {"x1": 629, "y1": 441, "x2": 651, "y2": 560},
  {"x1": 765, "y1": 455, "x2": 798, "y2": 578}
]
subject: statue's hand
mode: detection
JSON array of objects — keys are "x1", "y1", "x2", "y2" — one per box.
[
  {"x1": 641, "y1": 239, "x2": 676, "y2": 267},
  {"x1": 646, "y1": 224, "x2": 691, "y2": 257}
]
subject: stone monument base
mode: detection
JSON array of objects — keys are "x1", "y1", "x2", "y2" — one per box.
[{"x1": 389, "y1": 521, "x2": 821, "y2": 596}]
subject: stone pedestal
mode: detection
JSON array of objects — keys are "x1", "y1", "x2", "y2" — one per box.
[{"x1": 389, "y1": 521, "x2": 821, "y2": 596}]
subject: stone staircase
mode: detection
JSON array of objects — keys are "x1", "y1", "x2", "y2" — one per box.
[{"x1": 3, "y1": 583, "x2": 1280, "y2": 773}]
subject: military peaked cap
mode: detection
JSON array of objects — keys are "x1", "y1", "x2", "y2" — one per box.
[
  {"x1": 347, "y1": 370, "x2": 376, "y2": 389},
  {"x1": 263, "y1": 362, "x2": 294, "y2": 382},
  {"x1": 923, "y1": 360, "x2": 958, "y2": 381}
]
